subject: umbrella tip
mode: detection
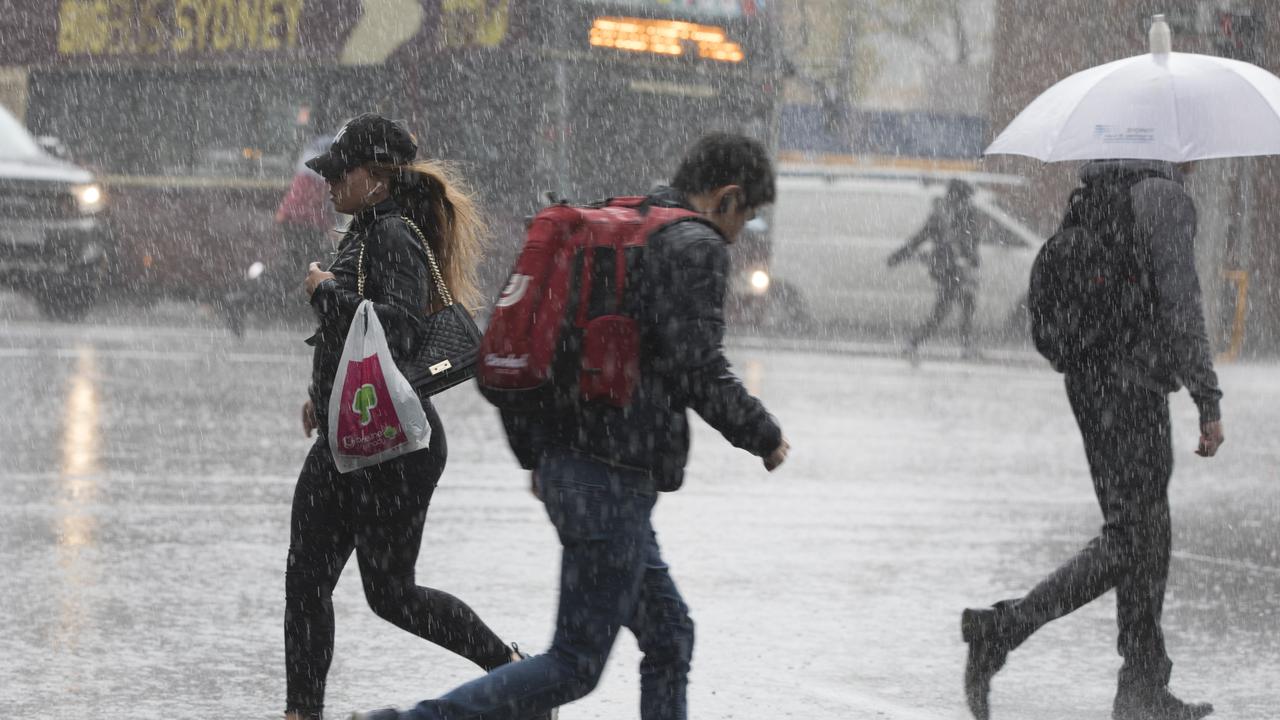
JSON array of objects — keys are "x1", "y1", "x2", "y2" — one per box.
[{"x1": 1149, "y1": 14, "x2": 1172, "y2": 55}]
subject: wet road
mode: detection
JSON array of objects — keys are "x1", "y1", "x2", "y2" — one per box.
[{"x1": 2, "y1": 297, "x2": 1277, "y2": 719}]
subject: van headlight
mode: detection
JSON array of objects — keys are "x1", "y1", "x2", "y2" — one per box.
[
  {"x1": 73, "y1": 183, "x2": 104, "y2": 214},
  {"x1": 750, "y1": 269, "x2": 771, "y2": 294}
]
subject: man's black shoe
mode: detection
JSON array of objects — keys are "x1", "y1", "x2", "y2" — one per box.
[
  {"x1": 1113, "y1": 686, "x2": 1213, "y2": 720},
  {"x1": 961, "y1": 608, "x2": 1010, "y2": 720},
  {"x1": 348, "y1": 710, "x2": 399, "y2": 720}
]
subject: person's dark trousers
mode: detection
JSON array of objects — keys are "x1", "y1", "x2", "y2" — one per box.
[
  {"x1": 910, "y1": 280, "x2": 976, "y2": 349},
  {"x1": 393, "y1": 451, "x2": 695, "y2": 720},
  {"x1": 284, "y1": 436, "x2": 514, "y2": 718},
  {"x1": 989, "y1": 372, "x2": 1175, "y2": 691}
]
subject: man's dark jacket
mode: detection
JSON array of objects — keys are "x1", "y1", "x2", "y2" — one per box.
[
  {"x1": 502, "y1": 187, "x2": 783, "y2": 491},
  {"x1": 307, "y1": 198, "x2": 438, "y2": 435},
  {"x1": 1079, "y1": 160, "x2": 1223, "y2": 423}
]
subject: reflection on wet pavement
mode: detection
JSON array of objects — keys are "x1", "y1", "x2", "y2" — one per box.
[
  {"x1": 0, "y1": 314, "x2": 1276, "y2": 719},
  {"x1": 59, "y1": 345, "x2": 101, "y2": 539}
]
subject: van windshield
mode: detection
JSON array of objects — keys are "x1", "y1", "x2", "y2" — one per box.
[{"x1": 0, "y1": 105, "x2": 42, "y2": 160}]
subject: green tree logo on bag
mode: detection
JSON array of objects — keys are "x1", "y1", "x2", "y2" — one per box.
[
  {"x1": 329, "y1": 302, "x2": 431, "y2": 471},
  {"x1": 353, "y1": 384, "x2": 378, "y2": 426}
]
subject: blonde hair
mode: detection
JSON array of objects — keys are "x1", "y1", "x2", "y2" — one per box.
[{"x1": 372, "y1": 160, "x2": 487, "y2": 311}]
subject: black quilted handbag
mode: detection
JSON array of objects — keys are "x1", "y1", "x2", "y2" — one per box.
[{"x1": 356, "y1": 217, "x2": 482, "y2": 397}]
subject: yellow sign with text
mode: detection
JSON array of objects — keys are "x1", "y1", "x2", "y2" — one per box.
[
  {"x1": 441, "y1": 0, "x2": 509, "y2": 49},
  {"x1": 57, "y1": 0, "x2": 305, "y2": 56}
]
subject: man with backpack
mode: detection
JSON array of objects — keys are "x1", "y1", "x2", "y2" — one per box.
[
  {"x1": 961, "y1": 159, "x2": 1224, "y2": 720},
  {"x1": 351, "y1": 133, "x2": 789, "y2": 720}
]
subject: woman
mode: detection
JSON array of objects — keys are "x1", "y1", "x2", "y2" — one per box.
[{"x1": 285, "y1": 114, "x2": 515, "y2": 720}]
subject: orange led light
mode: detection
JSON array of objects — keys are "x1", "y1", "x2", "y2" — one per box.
[{"x1": 589, "y1": 17, "x2": 744, "y2": 63}]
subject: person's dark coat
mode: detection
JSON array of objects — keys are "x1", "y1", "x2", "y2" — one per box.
[
  {"x1": 888, "y1": 196, "x2": 981, "y2": 286},
  {"x1": 1079, "y1": 159, "x2": 1223, "y2": 422},
  {"x1": 502, "y1": 187, "x2": 783, "y2": 492},
  {"x1": 306, "y1": 198, "x2": 437, "y2": 434}
]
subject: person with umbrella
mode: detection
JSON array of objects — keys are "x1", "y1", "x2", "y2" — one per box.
[{"x1": 959, "y1": 15, "x2": 1259, "y2": 720}]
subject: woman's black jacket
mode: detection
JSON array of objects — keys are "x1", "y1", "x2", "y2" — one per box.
[{"x1": 305, "y1": 199, "x2": 437, "y2": 437}]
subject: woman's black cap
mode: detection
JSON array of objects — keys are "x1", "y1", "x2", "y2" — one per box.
[{"x1": 306, "y1": 113, "x2": 417, "y2": 180}]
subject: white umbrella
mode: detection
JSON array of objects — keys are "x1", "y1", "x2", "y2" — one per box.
[{"x1": 985, "y1": 15, "x2": 1280, "y2": 163}]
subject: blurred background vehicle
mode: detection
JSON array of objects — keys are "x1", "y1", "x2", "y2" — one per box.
[
  {"x1": 763, "y1": 166, "x2": 1041, "y2": 339},
  {"x1": 220, "y1": 135, "x2": 339, "y2": 336},
  {"x1": 724, "y1": 214, "x2": 778, "y2": 326},
  {"x1": 0, "y1": 103, "x2": 107, "y2": 320},
  {"x1": 1, "y1": 1, "x2": 782, "y2": 329}
]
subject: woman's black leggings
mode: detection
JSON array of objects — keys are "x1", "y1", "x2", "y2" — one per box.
[{"x1": 284, "y1": 422, "x2": 513, "y2": 716}]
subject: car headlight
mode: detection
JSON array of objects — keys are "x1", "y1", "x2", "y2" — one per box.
[
  {"x1": 73, "y1": 183, "x2": 104, "y2": 214},
  {"x1": 750, "y1": 269, "x2": 771, "y2": 294}
]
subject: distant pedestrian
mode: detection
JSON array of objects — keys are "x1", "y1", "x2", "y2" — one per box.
[
  {"x1": 961, "y1": 160, "x2": 1224, "y2": 720},
  {"x1": 284, "y1": 113, "x2": 529, "y2": 720},
  {"x1": 349, "y1": 133, "x2": 790, "y2": 720},
  {"x1": 888, "y1": 179, "x2": 982, "y2": 358},
  {"x1": 277, "y1": 133, "x2": 339, "y2": 276},
  {"x1": 221, "y1": 133, "x2": 341, "y2": 336}
]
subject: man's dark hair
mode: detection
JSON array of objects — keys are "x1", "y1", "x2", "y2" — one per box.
[{"x1": 671, "y1": 132, "x2": 776, "y2": 209}]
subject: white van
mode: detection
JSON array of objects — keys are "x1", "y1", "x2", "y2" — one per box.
[
  {"x1": 0, "y1": 103, "x2": 107, "y2": 319},
  {"x1": 766, "y1": 170, "x2": 1042, "y2": 336}
]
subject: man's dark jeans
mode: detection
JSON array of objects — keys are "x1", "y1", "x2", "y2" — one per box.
[
  {"x1": 397, "y1": 451, "x2": 695, "y2": 720},
  {"x1": 995, "y1": 372, "x2": 1174, "y2": 690}
]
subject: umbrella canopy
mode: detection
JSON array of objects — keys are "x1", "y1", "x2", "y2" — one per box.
[{"x1": 985, "y1": 51, "x2": 1280, "y2": 163}]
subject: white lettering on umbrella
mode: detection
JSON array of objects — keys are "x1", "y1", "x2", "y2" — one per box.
[{"x1": 1093, "y1": 126, "x2": 1157, "y2": 145}]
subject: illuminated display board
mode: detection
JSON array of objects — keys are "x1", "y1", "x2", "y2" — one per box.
[
  {"x1": 577, "y1": 0, "x2": 750, "y2": 19},
  {"x1": 589, "y1": 16, "x2": 744, "y2": 62}
]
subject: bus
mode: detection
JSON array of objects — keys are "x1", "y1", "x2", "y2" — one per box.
[{"x1": 1, "y1": 0, "x2": 780, "y2": 320}]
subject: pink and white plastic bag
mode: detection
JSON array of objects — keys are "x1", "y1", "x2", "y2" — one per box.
[{"x1": 328, "y1": 301, "x2": 431, "y2": 473}]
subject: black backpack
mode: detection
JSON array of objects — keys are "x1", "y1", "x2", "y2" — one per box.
[{"x1": 1028, "y1": 177, "x2": 1156, "y2": 373}]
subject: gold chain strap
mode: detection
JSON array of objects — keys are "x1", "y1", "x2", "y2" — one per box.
[
  {"x1": 402, "y1": 217, "x2": 455, "y2": 307},
  {"x1": 354, "y1": 217, "x2": 454, "y2": 307},
  {"x1": 356, "y1": 238, "x2": 366, "y2": 297}
]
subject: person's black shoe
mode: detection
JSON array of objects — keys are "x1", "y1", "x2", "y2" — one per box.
[
  {"x1": 1113, "y1": 686, "x2": 1213, "y2": 720},
  {"x1": 348, "y1": 710, "x2": 399, "y2": 720},
  {"x1": 961, "y1": 608, "x2": 1010, "y2": 720}
]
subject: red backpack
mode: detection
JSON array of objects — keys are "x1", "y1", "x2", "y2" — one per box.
[{"x1": 478, "y1": 196, "x2": 708, "y2": 411}]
